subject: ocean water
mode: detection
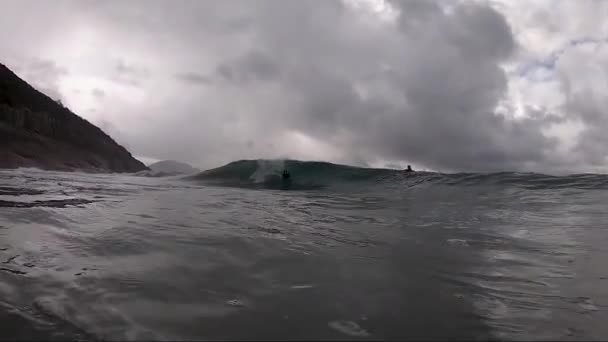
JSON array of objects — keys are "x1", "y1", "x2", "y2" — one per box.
[{"x1": 1, "y1": 160, "x2": 607, "y2": 340}]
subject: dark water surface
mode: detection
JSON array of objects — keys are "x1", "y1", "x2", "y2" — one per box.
[{"x1": 1, "y1": 165, "x2": 607, "y2": 340}]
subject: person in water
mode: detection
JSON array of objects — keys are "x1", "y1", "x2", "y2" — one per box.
[
  {"x1": 282, "y1": 169, "x2": 291, "y2": 180},
  {"x1": 405, "y1": 165, "x2": 414, "y2": 172}
]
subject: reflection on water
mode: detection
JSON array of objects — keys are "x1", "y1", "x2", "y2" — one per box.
[{"x1": 0, "y1": 168, "x2": 607, "y2": 340}]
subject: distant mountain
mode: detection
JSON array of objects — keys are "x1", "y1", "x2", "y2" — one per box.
[
  {"x1": 148, "y1": 160, "x2": 200, "y2": 176},
  {"x1": 0, "y1": 62, "x2": 147, "y2": 172}
]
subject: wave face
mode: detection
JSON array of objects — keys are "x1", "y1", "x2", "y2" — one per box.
[
  {"x1": 191, "y1": 159, "x2": 392, "y2": 190},
  {"x1": 190, "y1": 159, "x2": 608, "y2": 191}
]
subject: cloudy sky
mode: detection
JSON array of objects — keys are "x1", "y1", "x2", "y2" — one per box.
[{"x1": 1, "y1": 0, "x2": 607, "y2": 173}]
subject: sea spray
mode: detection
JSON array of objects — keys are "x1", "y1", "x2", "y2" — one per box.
[{"x1": 249, "y1": 159, "x2": 286, "y2": 183}]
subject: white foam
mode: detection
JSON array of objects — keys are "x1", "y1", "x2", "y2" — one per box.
[
  {"x1": 249, "y1": 159, "x2": 285, "y2": 183},
  {"x1": 328, "y1": 320, "x2": 370, "y2": 337},
  {"x1": 226, "y1": 299, "x2": 245, "y2": 307},
  {"x1": 577, "y1": 297, "x2": 598, "y2": 312},
  {"x1": 290, "y1": 284, "x2": 315, "y2": 289},
  {"x1": 447, "y1": 239, "x2": 469, "y2": 247}
]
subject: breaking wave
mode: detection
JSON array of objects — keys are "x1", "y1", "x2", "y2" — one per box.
[{"x1": 188, "y1": 159, "x2": 608, "y2": 191}]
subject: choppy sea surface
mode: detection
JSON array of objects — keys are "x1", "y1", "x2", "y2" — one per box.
[{"x1": 1, "y1": 160, "x2": 607, "y2": 340}]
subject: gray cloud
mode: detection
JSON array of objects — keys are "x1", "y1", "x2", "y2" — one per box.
[
  {"x1": 111, "y1": 60, "x2": 149, "y2": 87},
  {"x1": 92, "y1": 88, "x2": 106, "y2": 98},
  {"x1": 205, "y1": 0, "x2": 554, "y2": 172},
  {"x1": 175, "y1": 72, "x2": 212, "y2": 85},
  {"x1": 0, "y1": 0, "x2": 606, "y2": 173},
  {"x1": 216, "y1": 51, "x2": 280, "y2": 83}
]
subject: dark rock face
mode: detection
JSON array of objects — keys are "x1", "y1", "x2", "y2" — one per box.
[{"x1": 0, "y1": 62, "x2": 147, "y2": 172}]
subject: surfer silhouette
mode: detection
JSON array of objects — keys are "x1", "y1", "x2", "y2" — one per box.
[
  {"x1": 405, "y1": 165, "x2": 414, "y2": 172},
  {"x1": 282, "y1": 169, "x2": 291, "y2": 180}
]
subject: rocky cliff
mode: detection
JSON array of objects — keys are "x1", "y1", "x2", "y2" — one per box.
[{"x1": 0, "y1": 62, "x2": 147, "y2": 172}]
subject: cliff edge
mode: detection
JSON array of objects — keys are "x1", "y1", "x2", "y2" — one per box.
[{"x1": 0, "y1": 62, "x2": 147, "y2": 172}]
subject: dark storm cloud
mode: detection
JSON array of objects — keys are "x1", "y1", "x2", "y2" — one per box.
[
  {"x1": 348, "y1": 1, "x2": 550, "y2": 171},
  {"x1": 2, "y1": 0, "x2": 605, "y2": 172},
  {"x1": 104, "y1": 0, "x2": 560, "y2": 171},
  {"x1": 197, "y1": 0, "x2": 557, "y2": 171}
]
